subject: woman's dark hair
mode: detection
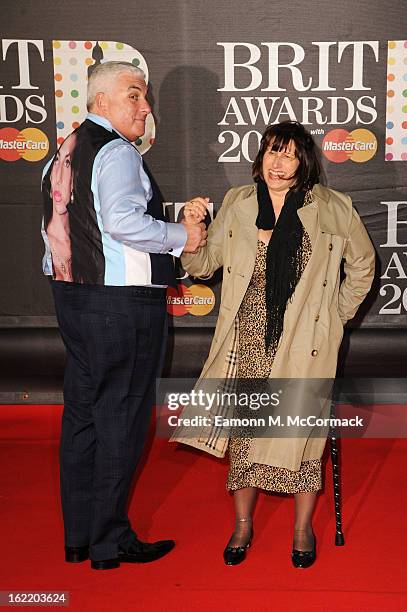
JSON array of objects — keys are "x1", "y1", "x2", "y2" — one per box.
[
  {"x1": 42, "y1": 162, "x2": 54, "y2": 231},
  {"x1": 252, "y1": 121, "x2": 321, "y2": 191}
]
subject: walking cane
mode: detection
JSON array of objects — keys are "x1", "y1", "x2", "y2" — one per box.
[{"x1": 330, "y1": 400, "x2": 345, "y2": 546}]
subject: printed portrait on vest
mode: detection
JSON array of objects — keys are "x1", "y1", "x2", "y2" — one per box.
[
  {"x1": 42, "y1": 133, "x2": 77, "y2": 282},
  {"x1": 42, "y1": 125, "x2": 109, "y2": 285}
]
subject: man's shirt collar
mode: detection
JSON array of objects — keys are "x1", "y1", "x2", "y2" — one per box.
[{"x1": 86, "y1": 112, "x2": 129, "y2": 143}]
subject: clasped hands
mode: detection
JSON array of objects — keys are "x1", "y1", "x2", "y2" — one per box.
[{"x1": 182, "y1": 196, "x2": 210, "y2": 254}]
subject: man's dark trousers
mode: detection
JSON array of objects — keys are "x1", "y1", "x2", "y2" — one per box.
[{"x1": 52, "y1": 280, "x2": 168, "y2": 562}]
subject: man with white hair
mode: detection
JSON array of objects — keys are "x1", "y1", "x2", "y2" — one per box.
[{"x1": 41, "y1": 61, "x2": 207, "y2": 570}]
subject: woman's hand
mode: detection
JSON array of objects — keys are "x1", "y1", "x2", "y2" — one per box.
[{"x1": 183, "y1": 197, "x2": 210, "y2": 224}]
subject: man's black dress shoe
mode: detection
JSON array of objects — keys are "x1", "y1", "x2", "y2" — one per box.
[
  {"x1": 65, "y1": 545, "x2": 89, "y2": 563},
  {"x1": 118, "y1": 538, "x2": 175, "y2": 563},
  {"x1": 291, "y1": 534, "x2": 316, "y2": 568},
  {"x1": 91, "y1": 538, "x2": 175, "y2": 570},
  {"x1": 91, "y1": 558, "x2": 120, "y2": 570}
]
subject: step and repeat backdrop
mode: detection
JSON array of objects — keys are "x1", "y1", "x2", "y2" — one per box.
[{"x1": 0, "y1": 0, "x2": 406, "y2": 329}]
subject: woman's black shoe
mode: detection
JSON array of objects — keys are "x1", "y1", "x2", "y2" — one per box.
[
  {"x1": 223, "y1": 538, "x2": 252, "y2": 566},
  {"x1": 291, "y1": 533, "x2": 316, "y2": 568},
  {"x1": 223, "y1": 518, "x2": 253, "y2": 566}
]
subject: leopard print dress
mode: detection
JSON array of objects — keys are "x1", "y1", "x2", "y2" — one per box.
[{"x1": 227, "y1": 224, "x2": 322, "y2": 494}]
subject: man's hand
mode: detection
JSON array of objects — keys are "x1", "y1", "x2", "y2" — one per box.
[
  {"x1": 183, "y1": 197, "x2": 209, "y2": 224},
  {"x1": 182, "y1": 221, "x2": 207, "y2": 253}
]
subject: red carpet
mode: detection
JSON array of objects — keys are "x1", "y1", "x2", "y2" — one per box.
[{"x1": 0, "y1": 405, "x2": 406, "y2": 611}]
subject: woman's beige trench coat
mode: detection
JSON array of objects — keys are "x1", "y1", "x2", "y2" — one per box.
[{"x1": 170, "y1": 183, "x2": 375, "y2": 470}]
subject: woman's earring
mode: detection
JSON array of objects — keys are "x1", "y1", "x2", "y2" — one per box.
[{"x1": 70, "y1": 191, "x2": 74, "y2": 204}]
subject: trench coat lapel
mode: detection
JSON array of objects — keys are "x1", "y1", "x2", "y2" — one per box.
[
  {"x1": 297, "y1": 196, "x2": 319, "y2": 247},
  {"x1": 233, "y1": 188, "x2": 258, "y2": 258},
  {"x1": 309, "y1": 184, "x2": 349, "y2": 239},
  {"x1": 233, "y1": 185, "x2": 321, "y2": 250}
]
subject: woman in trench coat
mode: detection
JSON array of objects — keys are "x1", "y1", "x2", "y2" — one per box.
[{"x1": 171, "y1": 121, "x2": 375, "y2": 567}]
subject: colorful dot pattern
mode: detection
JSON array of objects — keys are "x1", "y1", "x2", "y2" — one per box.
[
  {"x1": 385, "y1": 41, "x2": 407, "y2": 161},
  {"x1": 51, "y1": 40, "x2": 155, "y2": 154}
]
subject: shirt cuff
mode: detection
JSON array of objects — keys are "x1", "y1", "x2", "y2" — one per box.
[{"x1": 164, "y1": 222, "x2": 187, "y2": 258}]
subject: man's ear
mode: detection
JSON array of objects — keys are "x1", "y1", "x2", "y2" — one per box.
[{"x1": 94, "y1": 92, "x2": 108, "y2": 115}]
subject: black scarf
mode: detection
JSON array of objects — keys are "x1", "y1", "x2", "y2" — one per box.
[{"x1": 255, "y1": 179, "x2": 305, "y2": 352}]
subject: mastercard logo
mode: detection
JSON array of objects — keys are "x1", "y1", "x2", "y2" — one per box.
[
  {"x1": 0, "y1": 127, "x2": 49, "y2": 162},
  {"x1": 167, "y1": 284, "x2": 215, "y2": 317},
  {"x1": 322, "y1": 129, "x2": 377, "y2": 163}
]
